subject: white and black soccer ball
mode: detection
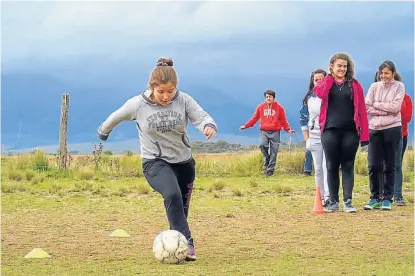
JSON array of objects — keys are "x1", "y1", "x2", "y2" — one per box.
[{"x1": 152, "y1": 230, "x2": 189, "y2": 263}]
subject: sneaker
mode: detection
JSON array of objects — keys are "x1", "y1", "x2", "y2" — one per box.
[
  {"x1": 265, "y1": 171, "x2": 274, "y2": 177},
  {"x1": 343, "y1": 199, "x2": 357, "y2": 213},
  {"x1": 381, "y1": 200, "x2": 392, "y2": 211},
  {"x1": 322, "y1": 199, "x2": 330, "y2": 208},
  {"x1": 185, "y1": 238, "x2": 196, "y2": 261},
  {"x1": 363, "y1": 199, "x2": 382, "y2": 210},
  {"x1": 395, "y1": 197, "x2": 406, "y2": 206},
  {"x1": 323, "y1": 201, "x2": 339, "y2": 213}
]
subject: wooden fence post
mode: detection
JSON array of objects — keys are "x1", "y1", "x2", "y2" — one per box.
[{"x1": 59, "y1": 94, "x2": 70, "y2": 170}]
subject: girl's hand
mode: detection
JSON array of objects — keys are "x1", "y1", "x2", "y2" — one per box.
[{"x1": 204, "y1": 126, "x2": 217, "y2": 140}]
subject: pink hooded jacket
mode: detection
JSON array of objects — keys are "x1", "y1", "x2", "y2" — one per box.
[
  {"x1": 313, "y1": 75, "x2": 370, "y2": 145},
  {"x1": 365, "y1": 80, "x2": 405, "y2": 130}
]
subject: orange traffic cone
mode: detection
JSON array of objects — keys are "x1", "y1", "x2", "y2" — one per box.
[{"x1": 312, "y1": 185, "x2": 324, "y2": 214}]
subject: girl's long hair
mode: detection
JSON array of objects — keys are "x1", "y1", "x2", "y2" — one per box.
[{"x1": 302, "y1": 69, "x2": 327, "y2": 107}]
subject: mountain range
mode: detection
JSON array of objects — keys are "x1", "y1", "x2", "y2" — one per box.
[{"x1": 2, "y1": 70, "x2": 414, "y2": 153}]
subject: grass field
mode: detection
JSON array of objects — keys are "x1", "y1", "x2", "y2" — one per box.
[{"x1": 1, "y1": 150, "x2": 414, "y2": 275}]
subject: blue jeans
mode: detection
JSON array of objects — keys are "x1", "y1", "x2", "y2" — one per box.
[
  {"x1": 393, "y1": 137, "x2": 403, "y2": 199},
  {"x1": 304, "y1": 150, "x2": 313, "y2": 173}
]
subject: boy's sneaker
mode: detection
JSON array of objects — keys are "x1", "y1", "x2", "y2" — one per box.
[
  {"x1": 395, "y1": 197, "x2": 406, "y2": 206},
  {"x1": 323, "y1": 201, "x2": 339, "y2": 212},
  {"x1": 185, "y1": 238, "x2": 196, "y2": 261},
  {"x1": 363, "y1": 199, "x2": 381, "y2": 210},
  {"x1": 343, "y1": 199, "x2": 357, "y2": 213},
  {"x1": 322, "y1": 198, "x2": 330, "y2": 208},
  {"x1": 381, "y1": 200, "x2": 392, "y2": 211}
]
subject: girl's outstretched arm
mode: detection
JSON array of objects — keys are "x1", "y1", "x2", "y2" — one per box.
[{"x1": 98, "y1": 97, "x2": 139, "y2": 140}]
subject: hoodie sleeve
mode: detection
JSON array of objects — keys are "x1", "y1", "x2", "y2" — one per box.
[
  {"x1": 373, "y1": 82, "x2": 405, "y2": 113},
  {"x1": 98, "y1": 97, "x2": 139, "y2": 140},
  {"x1": 184, "y1": 93, "x2": 217, "y2": 133},
  {"x1": 244, "y1": 105, "x2": 261, "y2": 128},
  {"x1": 401, "y1": 94, "x2": 413, "y2": 124},
  {"x1": 365, "y1": 83, "x2": 388, "y2": 116},
  {"x1": 313, "y1": 75, "x2": 334, "y2": 100},
  {"x1": 299, "y1": 104, "x2": 309, "y2": 131},
  {"x1": 279, "y1": 105, "x2": 291, "y2": 132}
]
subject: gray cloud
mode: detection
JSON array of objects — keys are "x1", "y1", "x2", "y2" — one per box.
[{"x1": 2, "y1": 1, "x2": 413, "y2": 66}]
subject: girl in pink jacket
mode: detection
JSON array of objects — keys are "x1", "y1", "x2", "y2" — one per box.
[
  {"x1": 364, "y1": 60, "x2": 405, "y2": 211},
  {"x1": 313, "y1": 52, "x2": 369, "y2": 213}
]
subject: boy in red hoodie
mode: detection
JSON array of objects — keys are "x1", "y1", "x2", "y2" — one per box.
[{"x1": 240, "y1": 89, "x2": 295, "y2": 176}]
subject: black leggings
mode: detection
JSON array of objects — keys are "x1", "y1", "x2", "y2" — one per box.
[
  {"x1": 142, "y1": 158, "x2": 196, "y2": 240},
  {"x1": 321, "y1": 129, "x2": 360, "y2": 202}
]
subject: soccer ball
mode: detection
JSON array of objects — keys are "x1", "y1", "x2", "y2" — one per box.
[{"x1": 152, "y1": 230, "x2": 189, "y2": 263}]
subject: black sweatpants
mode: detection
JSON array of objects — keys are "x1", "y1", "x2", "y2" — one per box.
[
  {"x1": 402, "y1": 135, "x2": 408, "y2": 160},
  {"x1": 142, "y1": 158, "x2": 196, "y2": 240},
  {"x1": 368, "y1": 126, "x2": 402, "y2": 201},
  {"x1": 321, "y1": 129, "x2": 360, "y2": 202}
]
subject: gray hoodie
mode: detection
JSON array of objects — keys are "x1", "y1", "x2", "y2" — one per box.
[{"x1": 98, "y1": 90, "x2": 217, "y2": 163}]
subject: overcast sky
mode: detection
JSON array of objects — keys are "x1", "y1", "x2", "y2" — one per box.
[{"x1": 2, "y1": 1, "x2": 414, "y2": 77}]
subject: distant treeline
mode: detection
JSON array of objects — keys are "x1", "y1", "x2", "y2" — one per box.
[
  {"x1": 63, "y1": 140, "x2": 304, "y2": 155},
  {"x1": 189, "y1": 140, "x2": 304, "y2": 154},
  {"x1": 10, "y1": 139, "x2": 412, "y2": 156}
]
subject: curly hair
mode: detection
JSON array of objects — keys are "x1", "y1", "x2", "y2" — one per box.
[{"x1": 329, "y1": 52, "x2": 355, "y2": 98}]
